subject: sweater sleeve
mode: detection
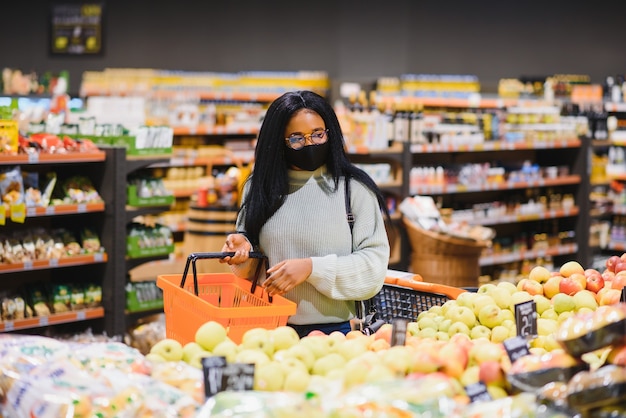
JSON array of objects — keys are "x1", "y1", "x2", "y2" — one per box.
[{"x1": 306, "y1": 180, "x2": 390, "y2": 301}]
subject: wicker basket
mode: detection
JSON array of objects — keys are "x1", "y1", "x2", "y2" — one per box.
[{"x1": 403, "y1": 217, "x2": 490, "y2": 288}]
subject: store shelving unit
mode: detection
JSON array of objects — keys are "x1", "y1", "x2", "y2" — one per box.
[
  {"x1": 0, "y1": 151, "x2": 109, "y2": 335},
  {"x1": 99, "y1": 147, "x2": 173, "y2": 337}
]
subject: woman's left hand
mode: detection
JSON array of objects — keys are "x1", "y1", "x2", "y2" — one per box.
[{"x1": 263, "y1": 258, "x2": 312, "y2": 296}]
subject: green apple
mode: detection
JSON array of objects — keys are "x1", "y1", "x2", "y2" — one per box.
[
  {"x1": 435, "y1": 331, "x2": 450, "y2": 341},
  {"x1": 299, "y1": 335, "x2": 331, "y2": 359},
  {"x1": 533, "y1": 295, "x2": 552, "y2": 315},
  {"x1": 540, "y1": 308, "x2": 559, "y2": 321},
  {"x1": 440, "y1": 300, "x2": 458, "y2": 316},
  {"x1": 282, "y1": 367, "x2": 311, "y2": 392},
  {"x1": 446, "y1": 305, "x2": 477, "y2": 329},
  {"x1": 418, "y1": 315, "x2": 439, "y2": 331},
  {"x1": 241, "y1": 328, "x2": 274, "y2": 357},
  {"x1": 211, "y1": 339, "x2": 239, "y2": 363},
  {"x1": 499, "y1": 308, "x2": 515, "y2": 322},
  {"x1": 282, "y1": 344, "x2": 316, "y2": 371},
  {"x1": 537, "y1": 318, "x2": 558, "y2": 336},
  {"x1": 456, "y1": 291, "x2": 479, "y2": 308},
  {"x1": 471, "y1": 294, "x2": 497, "y2": 317},
  {"x1": 407, "y1": 321, "x2": 420, "y2": 336},
  {"x1": 364, "y1": 363, "x2": 396, "y2": 383},
  {"x1": 490, "y1": 325, "x2": 510, "y2": 343},
  {"x1": 552, "y1": 293, "x2": 576, "y2": 314},
  {"x1": 334, "y1": 338, "x2": 368, "y2": 361},
  {"x1": 486, "y1": 286, "x2": 512, "y2": 310},
  {"x1": 470, "y1": 324, "x2": 492, "y2": 340},
  {"x1": 343, "y1": 357, "x2": 370, "y2": 388},
  {"x1": 469, "y1": 340, "x2": 504, "y2": 364},
  {"x1": 496, "y1": 281, "x2": 518, "y2": 295},
  {"x1": 429, "y1": 305, "x2": 443, "y2": 316},
  {"x1": 270, "y1": 326, "x2": 300, "y2": 352},
  {"x1": 234, "y1": 348, "x2": 271, "y2": 366},
  {"x1": 511, "y1": 290, "x2": 534, "y2": 305},
  {"x1": 572, "y1": 290, "x2": 598, "y2": 311},
  {"x1": 188, "y1": 350, "x2": 211, "y2": 369},
  {"x1": 381, "y1": 345, "x2": 413, "y2": 375},
  {"x1": 279, "y1": 356, "x2": 309, "y2": 374},
  {"x1": 477, "y1": 304, "x2": 505, "y2": 329},
  {"x1": 477, "y1": 283, "x2": 497, "y2": 294},
  {"x1": 150, "y1": 338, "x2": 184, "y2": 362},
  {"x1": 182, "y1": 341, "x2": 206, "y2": 363},
  {"x1": 460, "y1": 364, "x2": 480, "y2": 387},
  {"x1": 254, "y1": 360, "x2": 285, "y2": 391},
  {"x1": 447, "y1": 321, "x2": 471, "y2": 337},
  {"x1": 145, "y1": 352, "x2": 167, "y2": 363},
  {"x1": 194, "y1": 321, "x2": 228, "y2": 352},
  {"x1": 418, "y1": 327, "x2": 438, "y2": 339},
  {"x1": 438, "y1": 318, "x2": 453, "y2": 333},
  {"x1": 311, "y1": 352, "x2": 346, "y2": 376}
]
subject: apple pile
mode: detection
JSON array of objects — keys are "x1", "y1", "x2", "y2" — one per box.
[{"x1": 146, "y1": 319, "x2": 517, "y2": 399}]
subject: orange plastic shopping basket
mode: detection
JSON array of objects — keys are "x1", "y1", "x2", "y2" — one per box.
[{"x1": 156, "y1": 252, "x2": 297, "y2": 345}]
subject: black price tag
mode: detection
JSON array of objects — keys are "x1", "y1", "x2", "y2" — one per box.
[
  {"x1": 621, "y1": 288, "x2": 626, "y2": 303},
  {"x1": 202, "y1": 356, "x2": 227, "y2": 398},
  {"x1": 221, "y1": 363, "x2": 255, "y2": 392},
  {"x1": 465, "y1": 381, "x2": 492, "y2": 403},
  {"x1": 514, "y1": 300, "x2": 537, "y2": 338},
  {"x1": 503, "y1": 336, "x2": 531, "y2": 363},
  {"x1": 391, "y1": 318, "x2": 408, "y2": 346}
]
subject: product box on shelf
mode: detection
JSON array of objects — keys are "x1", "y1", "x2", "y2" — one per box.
[
  {"x1": 126, "y1": 184, "x2": 174, "y2": 207},
  {"x1": 125, "y1": 281, "x2": 164, "y2": 312}
]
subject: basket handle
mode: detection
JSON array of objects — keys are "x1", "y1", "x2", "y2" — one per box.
[{"x1": 180, "y1": 251, "x2": 271, "y2": 301}]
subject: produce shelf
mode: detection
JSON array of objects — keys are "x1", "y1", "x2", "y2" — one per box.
[
  {"x1": 0, "y1": 307, "x2": 104, "y2": 332},
  {"x1": 0, "y1": 151, "x2": 106, "y2": 165},
  {"x1": 0, "y1": 253, "x2": 107, "y2": 273}
]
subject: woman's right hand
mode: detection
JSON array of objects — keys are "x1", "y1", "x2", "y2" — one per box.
[{"x1": 220, "y1": 233, "x2": 252, "y2": 265}]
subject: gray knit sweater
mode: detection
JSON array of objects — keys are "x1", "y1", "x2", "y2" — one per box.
[{"x1": 232, "y1": 167, "x2": 390, "y2": 325}]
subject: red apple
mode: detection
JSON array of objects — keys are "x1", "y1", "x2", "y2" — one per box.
[
  {"x1": 586, "y1": 273, "x2": 605, "y2": 293},
  {"x1": 615, "y1": 260, "x2": 626, "y2": 274},
  {"x1": 584, "y1": 268, "x2": 602, "y2": 278},
  {"x1": 520, "y1": 278, "x2": 544, "y2": 296},
  {"x1": 607, "y1": 255, "x2": 621, "y2": 273},
  {"x1": 478, "y1": 360, "x2": 506, "y2": 386},
  {"x1": 559, "y1": 275, "x2": 586, "y2": 296},
  {"x1": 611, "y1": 272, "x2": 626, "y2": 290},
  {"x1": 600, "y1": 288, "x2": 622, "y2": 305},
  {"x1": 602, "y1": 270, "x2": 616, "y2": 282}
]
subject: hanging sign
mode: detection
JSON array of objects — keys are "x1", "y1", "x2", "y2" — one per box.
[{"x1": 51, "y1": 4, "x2": 103, "y2": 55}]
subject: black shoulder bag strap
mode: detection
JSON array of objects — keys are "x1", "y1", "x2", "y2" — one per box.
[{"x1": 345, "y1": 177, "x2": 383, "y2": 335}]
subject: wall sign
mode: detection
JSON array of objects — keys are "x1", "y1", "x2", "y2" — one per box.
[{"x1": 51, "y1": 3, "x2": 103, "y2": 55}]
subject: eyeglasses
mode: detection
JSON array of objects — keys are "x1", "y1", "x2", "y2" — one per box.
[{"x1": 285, "y1": 129, "x2": 328, "y2": 150}]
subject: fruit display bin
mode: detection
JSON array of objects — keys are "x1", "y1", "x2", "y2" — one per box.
[
  {"x1": 373, "y1": 275, "x2": 467, "y2": 323},
  {"x1": 403, "y1": 217, "x2": 490, "y2": 289},
  {"x1": 156, "y1": 252, "x2": 297, "y2": 345}
]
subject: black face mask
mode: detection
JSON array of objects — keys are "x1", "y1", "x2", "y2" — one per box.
[{"x1": 285, "y1": 142, "x2": 329, "y2": 171}]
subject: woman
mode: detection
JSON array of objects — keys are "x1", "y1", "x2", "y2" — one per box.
[{"x1": 221, "y1": 90, "x2": 390, "y2": 337}]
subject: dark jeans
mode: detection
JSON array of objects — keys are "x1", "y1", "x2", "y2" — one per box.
[{"x1": 288, "y1": 321, "x2": 352, "y2": 338}]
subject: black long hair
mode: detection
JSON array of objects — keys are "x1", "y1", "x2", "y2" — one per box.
[{"x1": 241, "y1": 90, "x2": 390, "y2": 247}]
